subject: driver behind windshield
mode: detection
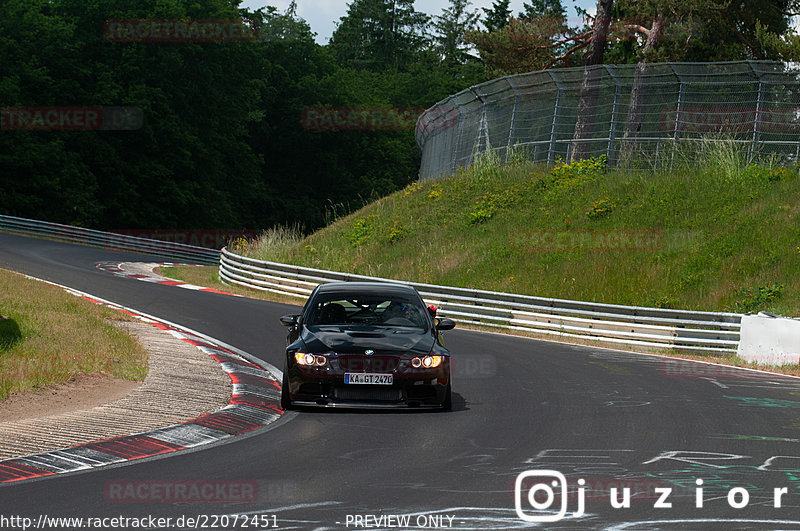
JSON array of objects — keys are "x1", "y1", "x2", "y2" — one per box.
[{"x1": 381, "y1": 300, "x2": 424, "y2": 327}]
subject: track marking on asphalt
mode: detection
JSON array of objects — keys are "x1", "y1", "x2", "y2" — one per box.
[
  {"x1": 701, "y1": 377, "x2": 729, "y2": 389},
  {"x1": 96, "y1": 261, "x2": 241, "y2": 296}
]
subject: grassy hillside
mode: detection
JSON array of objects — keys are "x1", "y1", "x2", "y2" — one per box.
[{"x1": 237, "y1": 143, "x2": 800, "y2": 316}]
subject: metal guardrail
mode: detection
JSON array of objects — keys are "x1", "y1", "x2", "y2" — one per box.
[
  {"x1": 219, "y1": 248, "x2": 742, "y2": 355},
  {"x1": 0, "y1": 214, "x2": 220, "y2": 265}
]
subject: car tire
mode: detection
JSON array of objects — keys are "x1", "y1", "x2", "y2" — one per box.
[
  {"x1": 280, "y1": 370, "x2": 293, "y2": 411},
  {"x1": 441, "y1": 384, "x2": 452, "y2": 411}
]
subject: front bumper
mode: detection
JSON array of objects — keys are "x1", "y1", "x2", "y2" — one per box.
[{"x1": 285, "y1": 362, "x2": 450, "y2": 409}]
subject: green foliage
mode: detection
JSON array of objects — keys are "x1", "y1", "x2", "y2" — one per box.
[
  {"x1": 733, "y1": 283, "x2": 784, "y2": 313},
  {"x1": 650, "y1": 295, "x2": 679, "y2": 309},
  {"x1": 470, "y1": 149, "x2": 505, "y2": 181},
  {"x1": 387, "y1": 216, "x2": 409, "y2": 243},
  {"x1": 505, "y1": 144, "x2": 529, "y2": 166},
  {"x1": 432, "y1": 0, "x2": 481, "y2": 70},
  {"x1": 606, "y1": 0, "x2": 796, "y2": 64},
  {"x1": 329, "y1": 0, "x2": 429, "y2": 72},
  {"x1": 228, "y1": 237, "x2": 252, "y2": 254},
  {"x1": 755, "y1": 22, "x2": 800, "y2": 62},
  {"x1": 348, "y1": 215, "x2": 377, "y2": 247},
  {"x1": 468, "y1": 206, "x2": 494, "y2": 224},
  {"x1": 585, "y1": 196, "x2": 614, "y2": 220},
  {"x1": 551, "y1": 155, "x2": 607, "y2": 181},
  {"x1": 742, "y1": 164, "x2": 796, "y2": 183},
  {"x1": 469, "y1": 0, "x2": 799, "y2": 76},
  {"x1": 482, "y1": 0, "x2": 511, "y2": 32},
  {"x1": 468, "y1": 190, "x2": 513, "y2": 224},
  {"x1": 466, "y1": 16, "x2": 575, "y2": 77},
  {"x1": 537, "y1": 156, "x2": 608, "y2": 193},
  {"x1": 0, "y1": 0, "x2": 490, "y2": 233},
  {"x1": 520, "y1": 0, "x2": 566, "y2": 20}
]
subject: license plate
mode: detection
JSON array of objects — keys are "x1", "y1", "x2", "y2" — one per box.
[{"x1": 344, "y1": 373, "x2": 393, "y2": 385}]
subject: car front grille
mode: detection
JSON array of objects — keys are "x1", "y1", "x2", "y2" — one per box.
[{"x1": 332, "y1": 387, "x2": 403, "y2": 402}]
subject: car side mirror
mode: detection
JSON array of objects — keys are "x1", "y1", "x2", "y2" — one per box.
[
  {"x1": 436, "y1": 317, "x2": 456, "y2": 331},
  {"x1": 280, "y1": 314, "x2": 300, "y2": 327}
]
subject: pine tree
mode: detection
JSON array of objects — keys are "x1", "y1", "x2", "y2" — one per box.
[
  {"x1": 519, "y1": 0, "x2": 566, "y2": 21},
  {"x1": 482, "y1": 0, "x2": 511, "y2": 32},
  {"x1": 433, "y1": 0, "x2": 480, "y2": 69},
  {"x1": 329, "y1": 0, "x2": 429, "y2": 71}
]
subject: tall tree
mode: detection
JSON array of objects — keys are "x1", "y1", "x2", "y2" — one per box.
[
  {"x1": 570, "y1": 0, "x2": 613, "y2": 162},
  {"x1": 619, "y1": 12, "x2": 665, "y2": 156},
  {"x1": 466, "y1": 16, "x2": 585, "y2": 77},
  {"x1": 482, "y1": 0, "x2": 511, "y2": 32},
  {"x1": 432, "y1": 0, "x2": 481, "y2": 70},
  {"x1": 329, "y1": 0, "x2": 429, "y2": 71},
  {"x1": 519, "y1": 0, "x2": 567, "y2": 21}
]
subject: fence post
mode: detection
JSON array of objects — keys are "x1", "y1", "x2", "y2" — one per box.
[
  {"x1": 505, "y1": 77, "x2": 521, "y2": 157},
  {"x1": 673, "y1": 79, "x2": 686, "y2": 146},
  {"x1": 451, "y1": 106, "x2": 466, "y2": 174},
  {"x1": 669, "y1": 64, "x2": 687, "y2": 169},
  {"x1": 469, "y1": 88, "x2": 489, "y2": 164},
  {"x1": 673, "y1": 82, "x2": 686, "y2": 145},
  {"x1": 748, "y1": 61, "x2": 766, "y2": 164},
  {"x1": 547, "y1": 71, "x2": 564, "y2": 164},
  {"x1": 604, "y1": 65, "x2": 622, "y2": 166}
]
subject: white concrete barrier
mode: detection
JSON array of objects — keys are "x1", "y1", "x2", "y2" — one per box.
[{"x1": 737, "y1": 313, "x2": 800, "y2": 366}]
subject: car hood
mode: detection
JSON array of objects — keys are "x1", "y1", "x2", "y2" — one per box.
[{"x1": 301, "y1": 325, "x2": 434, "y2": 355}]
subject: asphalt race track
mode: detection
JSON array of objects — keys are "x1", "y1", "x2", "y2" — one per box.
[{"x1": 2, "y1": 232, "x2": 800, "y2": 530}]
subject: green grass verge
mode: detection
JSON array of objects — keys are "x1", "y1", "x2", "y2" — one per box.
[
  {"x1": 0, "y1": 269, "x2": 148, "y2": 399},
  {"x1": 235, "y1": 144, "x2": 800, "y2": 316}
]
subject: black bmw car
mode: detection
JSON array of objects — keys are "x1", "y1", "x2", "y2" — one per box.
[{"x1": 279, "y1": 282, "x2": 455, "y2": 410}]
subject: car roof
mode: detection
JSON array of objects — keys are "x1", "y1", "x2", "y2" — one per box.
[{"x1": 314, "y1": 281, "x2": 418, "y2": 296}]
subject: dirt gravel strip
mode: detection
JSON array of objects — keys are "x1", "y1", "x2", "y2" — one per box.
[{"x1": 0, "y1": 274, "x2": 285, "y2": 484}]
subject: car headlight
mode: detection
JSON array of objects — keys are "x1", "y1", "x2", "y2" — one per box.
[
  {"x1": 295, "y1": 352, "x2": 327, "y2": 366},
  {"x1": 411, "y1": 355, "x2": 442, "y2": 369}
]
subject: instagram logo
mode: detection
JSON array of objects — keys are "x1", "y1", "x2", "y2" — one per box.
[{"x1": 514, "y1": 470, "x2": 585, "y2": 522}]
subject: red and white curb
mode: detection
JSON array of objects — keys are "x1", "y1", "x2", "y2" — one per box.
[
  {"x1": 0, "y1": 275, "x2": 285, "y2": 484},
  {"x1": 96, "y1": 261, "x2": 240, "y2": 296}
]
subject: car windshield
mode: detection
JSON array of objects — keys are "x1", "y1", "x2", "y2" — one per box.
[{"x1": 305, "y1": 292, "x2": 428, "y2": 329}]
